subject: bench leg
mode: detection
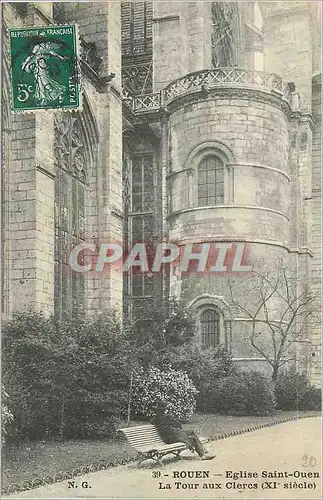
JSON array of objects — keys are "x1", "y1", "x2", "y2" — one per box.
[
  {"x1": 152, "y1": 453, "x2": 164, "y2": 467},
  {"x1": 136, "y1": 453, "x2": 147, "y2": 467}
]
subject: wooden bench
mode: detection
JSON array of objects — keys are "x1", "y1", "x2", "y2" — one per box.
[{"x1": 118, "y1": 423, "x2": 208, "y2": 466}]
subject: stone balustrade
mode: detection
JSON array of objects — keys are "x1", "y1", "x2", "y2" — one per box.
[{"x1": 123, "y1": 67, "x2": 292, "y2": 114}]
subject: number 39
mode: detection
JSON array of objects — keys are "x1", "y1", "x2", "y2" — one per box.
[{"x1": 17, "y1": 84, "x2": 33, "y2": 102}]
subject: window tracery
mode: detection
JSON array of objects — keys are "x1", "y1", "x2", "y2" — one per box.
[{"x1": 54, "y1": 112, "x2": 87, "y2": 314}]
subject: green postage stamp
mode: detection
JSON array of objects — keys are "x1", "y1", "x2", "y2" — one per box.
[{"x1": 9, "y1": 25, "x2": 80, "y2": 112}]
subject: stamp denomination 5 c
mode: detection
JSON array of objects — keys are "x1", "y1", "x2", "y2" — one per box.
[{"x1": 9, "y1": 25, "x2": 80, "y2": 112}]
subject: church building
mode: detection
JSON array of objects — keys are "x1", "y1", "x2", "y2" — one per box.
[{"x1": 1, "y1": 2, "x2": 321, "y2": 385}]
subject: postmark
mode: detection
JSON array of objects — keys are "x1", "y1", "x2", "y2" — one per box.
[{"x1": 9, "y1": 25, "x2": 80, "y2": 112}]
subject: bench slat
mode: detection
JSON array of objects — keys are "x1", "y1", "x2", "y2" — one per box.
[
  {"x1": 121, "y1": 431, "x2": 161, "y2": 438},
  {"x1": 124, "y1": 437, "x2": 164, "y2": 443},
  {"x1": 122, "y1": 430, "x2": 161, "y2": 438}
]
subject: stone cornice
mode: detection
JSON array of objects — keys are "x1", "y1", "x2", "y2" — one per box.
[
  {"x1": 166, "y1": 167, "x2": 193, "y2": 180},
  {"x1": 168, "y1": 204, "x2": 290, "y2": 221},
  {"x1": 233, "y1": 318, "x2": 290, "y2": 325},
  {"x1": 229, "y1": 163, "x2": 291, "y2": 183},
  {"x1": 299, "y1": 112, "x2": 315, "y2": 131},
  {"x1": 152, "y1": 14, "x2": 180, "y2": 23},
  {"x1": 36, "y1": 163, "x2": 55, "y2": 180},
  {"x1": 167, "y1": 235, "x2": 314, "y2": 257},
  {"x1": 290, "y1": 111, "x2": 315, "y2": 130}
]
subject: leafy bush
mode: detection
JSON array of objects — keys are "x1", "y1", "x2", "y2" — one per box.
[
  {"x1": 3, "y1": 310, "x2": 137, "y2": 441},
  {"x1": 206, "y1": 371, "x2": 276, "y2": 416},
  {"x1": 300, "y1": 385, "x2": 322, "y2": 411},
  {"x1": 131, "y1": 366, "x2": 198, "y2": 422},
  {"x1": 275, "y1": 369, "x2": 321, "y2": 411},
  {"x1": 161, "y1": 344, "x2": 234, "y2": 411},
  {"x1": 127, "y1": 298, "x2": 195, "y2": 367}
]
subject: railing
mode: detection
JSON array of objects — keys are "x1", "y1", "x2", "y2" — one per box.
[
  {"x1": 132, "y1": 93, "x2": 162, "y2": 112},
  {"x1": 122, "y1": 62, "x2": 153, "y2": 95},
  {"x1": 123, "y1": 67, "x2": 291, "y2": 114}
]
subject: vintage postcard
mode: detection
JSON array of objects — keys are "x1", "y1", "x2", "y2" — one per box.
[{"x1": 1, "y1": 1, "x2": 322, "y2": 499}]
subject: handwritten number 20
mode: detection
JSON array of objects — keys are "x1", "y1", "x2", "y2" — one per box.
[{"x1": 302, "y1": 455, "x2": 316, "y2": 467}]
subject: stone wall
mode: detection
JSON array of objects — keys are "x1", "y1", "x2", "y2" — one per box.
[
  {"x1": 310, "y1": 76, "x2": 322, "y2": 385},
  {"x1": 2, "y1": 2, "x2": 123, "y2": 316},
  {"x1": 2, "y1": 4, "x2": 55, "y2": 316},
  {"x1": 152, "y1": 2, "x2": 212, "y2": 92},
  {"x1": 63, "y1": 2, "x2": 123, "y2": 312}
]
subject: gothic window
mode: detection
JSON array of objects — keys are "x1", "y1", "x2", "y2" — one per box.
[
  {"x1": 121, "y1": 2, "x2": 153, "y2": 95},
  {"x1": 198, "y1": 156, "x2": 224, "y2": 206},
  {"x1": 200, "y1": 309, "x2": 220, "y2": 348},
  {"x1": 131, "y1": 155, "x2": 154, "y2": 213},
  {"x1": 54, "y1": 113, "x2": 87, "y2": 315},
  {"x1": 129, "y1": 153, "x2": 154, "y2": 299}
]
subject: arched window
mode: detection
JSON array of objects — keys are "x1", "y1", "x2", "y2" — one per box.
[
  {"x1": 198, "y1": 156, "x2": 224, "y2": 206},
  {"x1": 54, "y1": 112, "x2": 88, "y2": 315},
  {"x1": 200, "y1": 309, "x2": 220, "y2": 348}
]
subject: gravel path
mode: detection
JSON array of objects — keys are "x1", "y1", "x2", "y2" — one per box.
[{"x1": 7, "y1": 417, "x2": 322, "y2": 499}]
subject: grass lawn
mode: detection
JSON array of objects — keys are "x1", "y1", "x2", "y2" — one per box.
[{"x1": 2, "y1": 411, "x2": 319, "y2": 489}]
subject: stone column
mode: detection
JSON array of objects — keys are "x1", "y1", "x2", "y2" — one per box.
[{"x1": 87, "y1": 3, "x2": 123, "y2": 314}]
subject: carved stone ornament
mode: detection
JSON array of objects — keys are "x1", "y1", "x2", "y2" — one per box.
[{"x1": 54, "y1": 113, "x2": 86, "y2": 183}]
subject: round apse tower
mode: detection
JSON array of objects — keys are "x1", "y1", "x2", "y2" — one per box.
[{"x1": 165, "y1": 69, "x2": 295, "y2": 372}]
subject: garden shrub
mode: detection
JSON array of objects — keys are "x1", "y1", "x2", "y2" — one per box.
[
  {"x1": 161, "y1": 344, "x2": 234, "y2": 411},
  {"x1": 128, "y1": 298, "x2": 196, "y2": 367},
  {"x1": 2, "y1": 310, "x2": 137, "y2": 441},
  {"x1": 275, "y1": 369, "x2": 321, "y2": 411},
  {"x1": 131, "y1": 366, "x2": 198, "y2": 422},
  {"x1": 300, "y1": 385, "x2": 322, "y2": 411},
  {"x1": 206, "y1": 371, "x2": 276, "y2": 416}
]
